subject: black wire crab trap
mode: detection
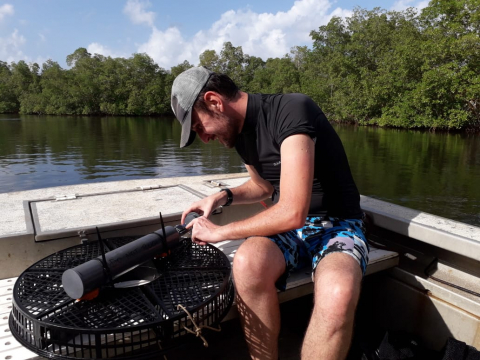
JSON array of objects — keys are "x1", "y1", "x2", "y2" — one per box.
[{"x1": 9, "y1": 236, "x2": 234, "y2": 359}]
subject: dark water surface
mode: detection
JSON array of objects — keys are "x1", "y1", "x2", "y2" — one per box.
[{"x1": 0, "y1": 115, "x2": 479, "y2": 227}]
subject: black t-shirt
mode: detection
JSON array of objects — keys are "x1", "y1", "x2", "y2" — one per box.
[{"x1": 235, "y1": 93, "x2": 362, "y2": 219}]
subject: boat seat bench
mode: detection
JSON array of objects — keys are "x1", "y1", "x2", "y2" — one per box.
[{"x1": 214, "y1": 240, "x2": 399, "y2": 309}]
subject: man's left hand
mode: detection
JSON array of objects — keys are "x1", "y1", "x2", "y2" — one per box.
[{"x1": 186, "y1": 216, "x2": 224, "y2": 245}]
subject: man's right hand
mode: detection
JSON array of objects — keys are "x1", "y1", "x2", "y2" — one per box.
[{"x1": 180, "y1": 191, "x2": 227, "y2": 224}]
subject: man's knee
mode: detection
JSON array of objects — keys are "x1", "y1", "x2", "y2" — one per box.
[
  {"x1": 233, "y1": 237, "x2": 285, "y2": 291},
  {"x1": 318, "y1": 281, "x2": 359, "y2": 316},
  {"x1": 312, "y1": 254, "x2": 362, "y2": 323}
]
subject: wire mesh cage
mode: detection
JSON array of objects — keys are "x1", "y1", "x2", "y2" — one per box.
[{"x1": 9, "y1": 237, "x2": 234, "y2": 359}]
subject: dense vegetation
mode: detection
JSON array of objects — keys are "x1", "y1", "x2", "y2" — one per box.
[{"x1": 0, "y1": 0, "x2": 478, "y2": 130}]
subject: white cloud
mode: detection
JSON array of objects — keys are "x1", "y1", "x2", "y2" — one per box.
[
  {"x1": 87, "y1": 42, "x2": 128, "y2": 58},
  {"x1": 390, "y1": 0, "x2": 429, "y2": 11},
  {"x1": 0, "y1": 4, "x2": 14, "y2": 21},
  {"x1": 137, "y1": 27, "x2": 188, "y2": 68},
  {"x1": 134, "y1": 0, "x2": 352, "y2": 69},
  {"x1": 0, "y1": 29, "x2": 27, "y2": 63},
  {"x1": 0, "y1": 26, "x2": 47, "y2": 65},
  {"x1": 88, "y1": 0, "x2": 351, "y2": 69},
  {"x1": 123, "y1": 0, "x2": 155, "y2": 27},
  {"x1": 39, "y1": 33, "x2": 46, "y2": 42},
  {"x1": 0, "y1": 5, "x2": 28, "y2": 63}
]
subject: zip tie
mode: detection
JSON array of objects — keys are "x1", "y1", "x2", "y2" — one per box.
[{"x1": 177, "y1": 304, "x2": 221, "y2": 347}]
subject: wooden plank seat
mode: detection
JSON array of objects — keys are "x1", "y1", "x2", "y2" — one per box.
[{"x1": 213, "y1": 240, "x2": 399, "y2": 308}]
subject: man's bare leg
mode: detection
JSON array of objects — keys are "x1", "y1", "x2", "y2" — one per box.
[
  {"x1": 233, "y1": 237, "x2": 286, "y2": 360},
  {"x1": 302, "y1": 252, "x2": 363, "y2": 360}
]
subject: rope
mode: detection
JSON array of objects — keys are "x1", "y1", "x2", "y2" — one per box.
[
  {"x1": 176, "y1": 304, "x2": 221, "y2": 347},
  {"x1": 156, "y1": 341, "x2": 168, "y2": 360}
]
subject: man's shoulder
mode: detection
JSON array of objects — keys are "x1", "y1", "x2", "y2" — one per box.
[
  {"x1": 258, "y1": 93, "x2": 320, "y2": 118},
  {"x1": 260, "y1": 93, "x2": 314, "y2": 105},
  {"x1": 265, "y1": 94, "x2": 323, "y2": 120}
]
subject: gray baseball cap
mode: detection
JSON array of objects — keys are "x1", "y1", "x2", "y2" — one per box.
[{"x1": 171, "y1": 66, "x2": 213, "y2": 148}]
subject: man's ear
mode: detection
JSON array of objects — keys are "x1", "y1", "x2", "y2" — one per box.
[{"x1": 204, "y1": 91, "x2": 224, "y2": 112}]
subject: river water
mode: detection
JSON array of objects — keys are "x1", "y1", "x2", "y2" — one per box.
[{"x1": 0, "y1": 115, "x2": 479, "y2": 227}]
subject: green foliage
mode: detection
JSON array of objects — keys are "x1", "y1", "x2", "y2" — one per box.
[
  {"x1": 0, "y1": 61, "x2": 19, "y2": 113},
  {"x1": 0, "y1": 51, "x2": 173, "y2": 116},
  {"x1": 307, "y1": 1, "x2": 480, "y2": 129},
  {"x1": 0, "y1": 0, "x2": 478, "y2": 130},
  {"x1": 199, "y1": 50, "x2": 221, "y2": 72},
  {"x1": 249, "y1": 56, "x2": 300, "y2": 94},
  {"x1": 198, "y1": 42, "x2": 266, "y2": 91}
]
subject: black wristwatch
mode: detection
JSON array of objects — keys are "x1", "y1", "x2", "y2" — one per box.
[{"x1": 220, "y1": 188, "x2": 233, "y2": 207}]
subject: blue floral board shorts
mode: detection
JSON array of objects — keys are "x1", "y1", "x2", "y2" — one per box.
[{"x1": 267, "y1": 216, "x2": 370, "y2": 291}]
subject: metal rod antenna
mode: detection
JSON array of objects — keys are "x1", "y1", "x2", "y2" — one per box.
[
  {"x1": 159, "y1": 212, "x2": 168, "y2": 252},
  {"x1": 96, "y1": 227, "x2": 113, "y2": 284}
]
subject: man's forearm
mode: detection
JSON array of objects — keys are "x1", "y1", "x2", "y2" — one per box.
[
  {"x1": 221, "y1": 179, "x2": 272, "y2": 206},
  {"x1": 216, "y1": 135, "x2": 314, "y2": 241},
  {"x1": 217, "y1": 200, "x2": 305, "y2": 241}
]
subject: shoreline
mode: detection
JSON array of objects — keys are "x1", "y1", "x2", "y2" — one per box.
[{"x1": 2, "y1": 113, "x2": 480, "y2": 133}]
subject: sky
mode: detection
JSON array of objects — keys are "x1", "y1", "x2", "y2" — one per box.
[{"x1": 0, "y1": 0, "x2": 429, "y2": 70}]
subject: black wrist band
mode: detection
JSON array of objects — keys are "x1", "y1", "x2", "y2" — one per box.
[{"x1": 220, "y1": 188, "x2": 233, "y2": 207}]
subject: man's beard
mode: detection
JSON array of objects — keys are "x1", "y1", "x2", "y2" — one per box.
[{"x1": 212, "y1": 111, "x2": 239, "y2": 149}]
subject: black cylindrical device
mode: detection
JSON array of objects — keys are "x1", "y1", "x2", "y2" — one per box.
[{"x1": 62, "y1": 212, "x2": 199, "y2": 299}]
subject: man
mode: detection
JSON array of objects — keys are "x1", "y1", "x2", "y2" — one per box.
[{"x1": 171, "y1": 66, "x2": 369, "y2": 360}]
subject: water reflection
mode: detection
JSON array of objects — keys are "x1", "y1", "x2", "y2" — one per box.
[
  {"x1": 335, "y1": 124, "x2": 480, "y2": 226},
  {"x1": 0, "y1": 115, "x2": 478, "y2": 226},
  {"x1": 0, "y1": 115, "x2": 245, "y2": 190}
]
